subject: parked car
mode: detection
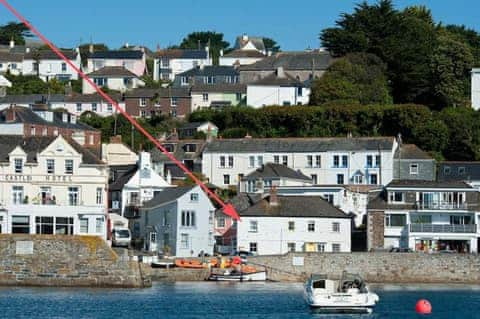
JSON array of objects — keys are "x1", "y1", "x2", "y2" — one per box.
[{"x1": 112, "y1": 227, "x2": 131, "y2": 248}]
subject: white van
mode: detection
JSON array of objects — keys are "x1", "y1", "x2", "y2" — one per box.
[{"x1": 112, "y1": 227, "x2": 131, "y2": 248}]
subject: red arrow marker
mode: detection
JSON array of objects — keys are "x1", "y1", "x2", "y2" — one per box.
[{"x1": 0, "y1": 0, "x2": 240, "y2": 221}]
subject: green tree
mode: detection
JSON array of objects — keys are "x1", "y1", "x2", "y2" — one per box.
[
  {"x1": 0, "y1": 22, "x2": 32, "y2": 45},
  {"x1": 262, "y1": 37, "x2": 281, "y2": 53},
  {"x1": 179, "y1": 31, "x2": 230, "y2": 65},
  {"x1": 320, "y1": 0, "x2": 437, "y2": 105},
  {"x1": 310, "y1": 53, "x2": 391, "y2": 105},
  {"x1": 5, "y1": 73, "x2": 47, "y2": 94},
  {"x1": 430, "y1": 31, "x2": 474, "y2": 108}
]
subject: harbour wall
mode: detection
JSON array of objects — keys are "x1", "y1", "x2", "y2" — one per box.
[
  {"x1": 249, "y1": 252, "x2": 480, "y2": 283},
  {"x1": 0, "y1": 234, "x2": 147, "y2": 288}
]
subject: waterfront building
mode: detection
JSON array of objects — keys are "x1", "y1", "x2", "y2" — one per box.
[
  {"x1": 367, "y1": 180, "x2": 480, "y2": 253},
  {"x1": 153, "y1": 48, "x2": 212, "y2": 82},
  {"x1": 201, "y1": 136, "x2": 400, "y2": 188},
  {"x1": 235, "y1": 189, "x2": 352, "y2": 255},
  {"x1": 136, "y1": 185, "x2": 215, "y2": 257},
  {"x1": 0, "y1": 135, "x2": 108, "y2": 238}
]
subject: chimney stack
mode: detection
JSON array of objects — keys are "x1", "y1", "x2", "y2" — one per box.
[
  {"x1": 276, "y1": 66, "x2": 285, "y2": 78},
  {"x1": 242, "y1": 34, "x2": 248, "y2": 42},
  {"x1": 6, "y1": 104, "x2": 16, "y2": 122},
  {"x1": 110, "y1": 135, "x2": 122, "y2": 144},
  {"x1": 89, "y1": 43, "x2": 94, "y2": 54},
  {"x1": 269, "y1": 186, "x2": 279, "y2": 206},
  {"x1": 9, "y1": 38, "x2": 14, "y2": 49}
]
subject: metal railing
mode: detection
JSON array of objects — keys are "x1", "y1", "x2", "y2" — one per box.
[
  {"x1": 415, "y1": 201, "x2": 468, "y2": 210},
  {"x1": 409, "y1": 223, "x2": 476, "y2": 233}
]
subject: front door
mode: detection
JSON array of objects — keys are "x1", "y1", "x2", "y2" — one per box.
[{"x1": 305, "y1": 242, "x2": 317, "y2": 252}]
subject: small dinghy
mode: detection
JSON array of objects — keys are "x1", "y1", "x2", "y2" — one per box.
[
  {"x1": 304, "y1": 272, "x2": 379, "y2": 314},
  {"x1": 151, "y1": 261, "x2": 175, "y2": 268},
  {"x1": 208, "y1": 265, "x2": 267, "y2": 282}
]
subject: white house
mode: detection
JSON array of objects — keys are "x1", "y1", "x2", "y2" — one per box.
[
  {"x1": 0, "y1": 135, "x2": 108, "y2": 239},
  {"x1": 101, "y1": 135, "x2": 138, "y2": 166},
  {"x1": 233, "y1": 34, "x2": 266, "y2": 53},
  {"x1": 136, "y1": 185, "x2": 216, "y2": 257},
  {"x1": 153, "y1": 48, "x2": 212, "y2": 82},
  {"x1": 62, "y1": 93, "x2": 126, "y2": 117},
  {"x1": 472, "y1": 68, "x2": 480, "y2": 110},
  {"x1": 219, "y1": 49, "x2": 266, "y2": 66},
  {"x1": 83, "y1": 66, "x2": 145, "y2": 94},
  {"x1": 109, "y1": 152, "x2": 173, "y2": 218},
  {"x1": 0, "y1": 51, "x2": 23, "y2": 75},
  {"x1": 246, "y1": 67, "x2": 310, "y2": 107},
  {"x1": 0, "y1": 74, "x2": 12, "y2": 97},
  {"x1": 202, "y1": 136, "x2": 398, "y2": 188},
  {"x1": 236, "y1": 191, "x2": 351, "y2": 255},
  {"x1": 367, "y1": 180, "x2": 480, "y2": 253},
  {"x1": 86, "y1": 50, "x2": 146, "y2": 77},
  {"x1": 22, "y1": 49, "x2": 81, "y2": 82}
]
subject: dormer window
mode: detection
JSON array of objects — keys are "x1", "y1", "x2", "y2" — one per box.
[
  {"x1": 444, "y1": 166, "x2": 451, "y2": 175},
  {"x1": 458, "y1": 167, "x2": 466, "y2": 175},
  {"x1": 30, "y1": 126, "x2": 36, "y2": 135},
  {"x1": 184, "y1": 144, "x2": 196, "y2": 153},
  {"x1": 14, "y1": 158, "x2": 23, "y2": 173},
  {"x1": 163, "y1": 144, "x2": 174, "y2": 152},
  {"x1": 180, "y1": 76, "x2": 188, "y2": 86}
]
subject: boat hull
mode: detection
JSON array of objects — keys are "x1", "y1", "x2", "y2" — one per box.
[{"x1": 208, "y1": 271, "x2": 267, "y2": 282}]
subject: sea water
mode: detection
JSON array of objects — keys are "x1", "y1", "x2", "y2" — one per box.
[{"x1": 0, "y1": 282, "x2": 479, "y2": 318}]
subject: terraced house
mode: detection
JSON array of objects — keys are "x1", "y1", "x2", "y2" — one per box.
[{"x1": 0, "y1": 135, "x2": 108, "y2": 239}]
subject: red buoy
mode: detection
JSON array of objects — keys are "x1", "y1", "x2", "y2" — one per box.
[
  {"x1": 232, "y1": 256, "x2": 242, "y2": 265},
  {"x1": 416, "y1": 299, "x2": 432, "y2": 315}
]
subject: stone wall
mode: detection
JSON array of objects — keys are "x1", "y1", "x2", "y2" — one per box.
[
  {"x1": 367, "y1": 211, "x2": 385, "y2": 250},
  {"x1": 0, "y1": 234, "x2": 147, "y2": 287},
  {"x1": 249, "y1": 252, "x2": 480, "y2": 284}
]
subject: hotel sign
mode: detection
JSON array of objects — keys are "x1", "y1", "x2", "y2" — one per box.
[{"x1": 3, "y1": 175, "x2": 73, "y2": 182}]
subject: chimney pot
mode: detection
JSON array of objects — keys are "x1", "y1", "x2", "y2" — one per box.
[{"x1": 269, "y1": 186, "x2": 279, "y2": 206}]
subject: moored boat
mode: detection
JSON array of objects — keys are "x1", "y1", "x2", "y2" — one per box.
[
  {"x1": 175, "y1": 259, "x2": 205, "y2": 269},
  {"x1": 304, "y1": 272, "x2": 379, "y2": 313},
  {"x1": 208, "y1": 269, "x2": 267, "y2": 282}
]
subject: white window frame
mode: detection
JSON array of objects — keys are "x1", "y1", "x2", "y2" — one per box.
[
  {"x1": 307, "y1": 221, "x2": 315, "y2": 232},
  {"x1": 249, "y1": 220, "x2": 258, "y2": 233},
  {"x1": 332, "y1": 222, "x2": 340, "y2": 232},
  {"x1": 410, "y1": 163, "x2": 419, "y2": 175}
]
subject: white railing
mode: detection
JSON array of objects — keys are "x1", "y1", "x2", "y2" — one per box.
[{"x1": 410, "y1": 224, "x2": 476, "y2": 233}]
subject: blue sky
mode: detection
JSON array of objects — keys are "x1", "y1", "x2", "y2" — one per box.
[{"x1": 1, "y1": 0, "x2": 479, "y2": 50}]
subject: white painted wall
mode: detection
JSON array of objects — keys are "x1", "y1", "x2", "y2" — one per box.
[
  {"x1": 0, "y1": 135, "x2": 108, "y2": 238},
  {"x1": 23, "y1": 54, "x2": 81, "y2": 81},
  {"x1": 54, "y1": 100, "x2": 126, "y2": 117},
  {"x1": 153, "y1": 56, "x2": 213, "y2": 81},
  {"x1": 202, "y1": 147, "x2": 396, "y2": 188},
  {"x1": 82, "y1": 77, "x2": 145, "y2": 94},
  {"x1": 236, "y1": 216, "x2": 351, "y2": 255},
  {"x1": 219, "y1": 57, "x2": 264, "y2": 66},
  {"x1": 0, "y1": 61, "x2": 21, "y2": 75},
  {"x1": 247, "y1": 85, "x2": 310, "y2": 108}
]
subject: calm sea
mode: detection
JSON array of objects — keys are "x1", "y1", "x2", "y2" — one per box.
[{"x1": 0, "y1": 282, "x2": 479, "y2": 318}]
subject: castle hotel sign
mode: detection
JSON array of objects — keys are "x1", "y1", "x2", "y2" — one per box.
[{"x1": 2, "y1": 174, "x2": 73, "y2": 182}]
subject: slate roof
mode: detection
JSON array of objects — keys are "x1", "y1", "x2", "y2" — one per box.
[
  {"x1": 87, "y1": 50, "x2": 143, "y2": 59},
  {"x1": 395, "y1": 144, "x2": 432, "y2": 160},
  {"x1": 87, "y1": 66, "x2": 137, "y2": 77},
  {"x1": 0, "y1": 135, "x2": 103, "y2": 164},
  {"x1": 109, "y1": 164, "x2": 138, "y2": 191},
  {"x1": 204, "y1": 137, "x2": 395, "y2": 153},
  {"x1": 124, "y1": 87, "x2": 191, "y2": 98},
  {"x1": 24, "y1": 49, "x2": 78, "y2": 60},
  {"x1": 190, "y1": 83, "x2": 246, "y2": 93},
  {"x1": 234, "y1": 36, "x2": 266, "y2": 52},
  {"x1": 177, "y1": 65, "x2": 239, "y2": 77},
  {"x1": 249, "y1": 71, "x2": 304, "y2": 87},
  {"x1": 65, "y1": 92, "x2": 123, "y2": 103},
  {"x1": 0, "y1": 106, "x2": 98, "y2": 131},
  {"x1": 179, "y1": 121, "x2": 210, "y2": 130},
  {"x1": 386, "y1": 179, "x2": 473, "y2": 189},
  {"x1": 242, "y1": 163, "x2": 311, "y2": 181},
  {"x1": 142, "y1": 186, "x2": 194, "y2": 209},
  {"x1": 218, "y1": 193, "x2": 263, "y2": 215},
  {"x1": 0, "y1": 94, "x2": 65, "y2": 105},
  {"x1": 156, "y1": 49, "x2": 208, "y2": 59},
  {"x1": 438, "y1": 162, "x2": 480, "y2": 182},
  {"x1": 239, "y1": 50, "x2": 332, "y2": 71},
  {"x1": 149, "y1": 140, "x2": 206, "y2": 163},
  {"x1": 223, "y1": 50, "x2": 266, "y2": 58},
  {"x1": 240, "y1": 195, "x2": 350, "y2": 219},
  {"x1": 0, "y1": 51, "x2": 23, "y2": 62}
]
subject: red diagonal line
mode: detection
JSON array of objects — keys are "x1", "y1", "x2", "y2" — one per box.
[{"x1": 0, "y1": 0, "x2": 240, "y2": 221}]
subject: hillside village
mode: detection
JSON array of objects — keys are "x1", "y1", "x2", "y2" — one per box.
[{"x1": 2, "y1": 0, "x2": 480, "y2": 260}]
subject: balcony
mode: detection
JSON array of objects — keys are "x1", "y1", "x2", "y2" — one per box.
[
  {"x1": 415, "y1": 201, "x2": 468, "y2": 210},
  {"x1": 409, "y1": 223, "x2": 476, "y2": 233}
]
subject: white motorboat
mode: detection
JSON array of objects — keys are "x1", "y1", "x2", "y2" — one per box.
[
  {"x1": 304, "y1": 272, "x2": 379, "y2": 314},
  {"x1": 208, "y1": 269, "x2": 267, "y2": 282}
]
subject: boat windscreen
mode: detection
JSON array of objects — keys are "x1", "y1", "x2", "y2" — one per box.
[{"x1": 312, "y1": 280, "x2": 326, "y2": 289}]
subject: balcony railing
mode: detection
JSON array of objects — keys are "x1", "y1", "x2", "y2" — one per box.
[
  {"x1": 415, "y1": 201, "x2": 468, "y2": 210},
  {"x1": 410, "y1": 223, "x2": 476, "y2": 233}
]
